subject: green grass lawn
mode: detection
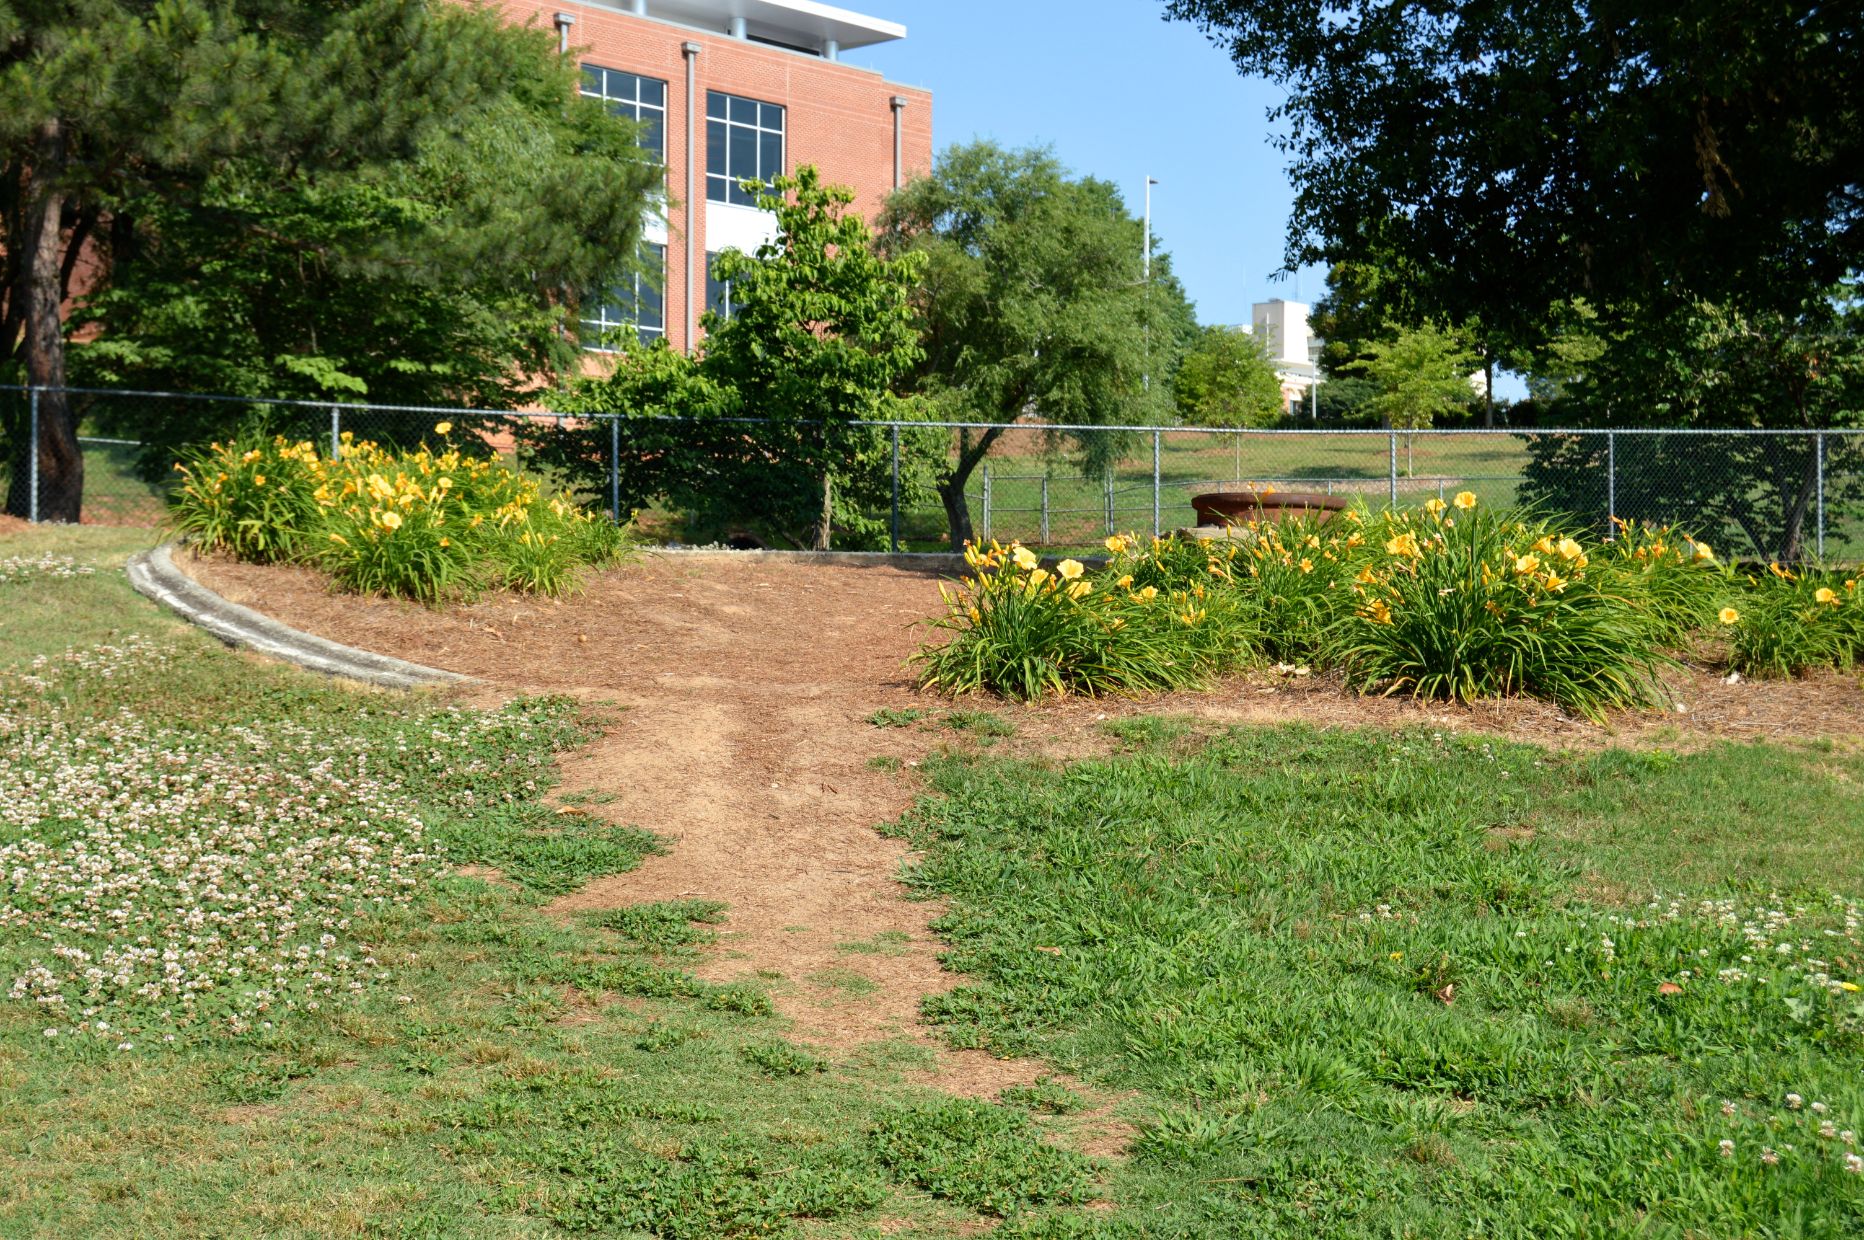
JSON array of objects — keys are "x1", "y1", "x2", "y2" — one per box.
[
  {"x1": 7, "y1": 529, "x2": 1864, "y2": 1236},
  {"x1": 890, "y1": 723, "x2": 1864, "y2": 1236}
]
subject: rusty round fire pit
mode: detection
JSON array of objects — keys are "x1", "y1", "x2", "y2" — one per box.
[{"x1": 1191, "y1": 489, "x2": 1351, "y2": 527}]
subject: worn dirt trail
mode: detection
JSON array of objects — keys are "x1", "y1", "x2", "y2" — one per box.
[{"x1": 190, "y1": 551, "x2": 1060, "y2": 1095}]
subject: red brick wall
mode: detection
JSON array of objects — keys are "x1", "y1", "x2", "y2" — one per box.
[{"x1": 490, "y1": 2, "x2": 933, "y2": 350}]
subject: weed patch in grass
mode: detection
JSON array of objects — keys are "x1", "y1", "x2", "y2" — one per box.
[
  {"x1": 872, "y1": 1099, "x2": 1098, "y2": 1216},
  {"x1": 808, "y1": 967, "x2": 881, "y2": 997},
  {"x1": 836, "y1": 930, "x2": 913, "y2": 956},
  {"x1": 867, "y1": 706, "x2": 928, "y2": 728},
  {"x1": 943, "y1": 708, "x2": 1016, "y2": 737},
  {"x1": 591, "y1": 899, "x2": 729, "y2": 950},
  {"x1": 1099, "y1": 714, "x2": 1193, "y2": 750},
  {"x1": 740, "y1": 1039, "x2": 829, "y2": 1076},
  {"x1": 1000, "y1": 1077, "x2": 1089, "y2": 1115}
]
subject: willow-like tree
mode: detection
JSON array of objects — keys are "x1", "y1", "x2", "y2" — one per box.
[
  {"x1": 878, "y1": 141, "x2": 1195, "y2": 548},
  {"x1": 0, "y1": 0, "x2": 657, "y2": 520}
]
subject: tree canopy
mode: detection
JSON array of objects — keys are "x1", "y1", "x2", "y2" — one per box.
[
  {"x1": 1173, "y1": 325, "x2": 1285, "y2": 428},
  {"x1": 1, "y1": 0, "x2": 657, "y2": 519},
  {"x1": 877, "y1": 140, "x2": 1196, "y2": 546},
  {"x1": 1164, "y1": 1, "x2": 1863, "y2": 350}
]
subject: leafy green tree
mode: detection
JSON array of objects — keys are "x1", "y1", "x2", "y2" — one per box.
[
  {"x1": 1164, "y1": 1, "x2": 1864, "y2": 353},
  {"x1": 1173, "y1": 325, "x2": 1285, "y2": 427},
  {"x1": 701, "y1": 167, "x2": 928, "y2": 550},
  {"x1": 878, "y1": 141, "x2": 1195, "y2": 547},
  {"x1": 1358, "y1": 324, "x2": 1478, "y2": 475},
  {"x1": 1519, "y1": 287, "x2": 1864, "y2": 558},
  {"x1": 0, "y1": 0, "x2": 654, "y2": 520},
  {"x1": 545, "y1": 168, "x2": 934, "y2": 550}
]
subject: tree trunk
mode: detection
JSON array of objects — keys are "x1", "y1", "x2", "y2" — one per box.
[
  {"x1": 1776, "y1": 443, "x2": 1820, "y2": 563},
  {"x1": 1482, "y1": 354, "x2": 1495, "y2": 428},
  {"x1": 815, "y1": 468, "x2": 833, "y2": 551},
  {"x1": 937, "y1": 424, "x2": 1008, "y2": 550},
  {"x1": 6, "y1": 122, "x2": 82, "y2": 522},
  {"x1": 939, "y1": 474, "x2": 973, "y2": 548}
]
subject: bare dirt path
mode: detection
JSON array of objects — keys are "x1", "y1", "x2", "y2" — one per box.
[
  {"x1": 185, "y1": 549, "x2": 1864, "y2": 1100},
  {"x1": 190, "y1": 551, "x2": 1061, "y2": 1095}
]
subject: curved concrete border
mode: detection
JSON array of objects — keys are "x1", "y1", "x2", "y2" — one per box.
[{"x1": 127, "y1": 542, "x2": 474, "y2": 691}]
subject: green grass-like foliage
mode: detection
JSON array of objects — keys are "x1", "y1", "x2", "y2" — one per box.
[
  {"x1": 170, "y1": 428, "x2": 629, "y2": 603},
  {"x1": 595, "y1": 899, "x2": 730, "y2": 949},
  {"x1": 168, "y1": 435, "x2": 326, "y2": 563},
  {"x1": 915, "y1": 542, "x2": 1248, "y2": 699},
  {"x1": 1725, "y1": 565, "x2": 1864, "y2": 678},
  {"x1": 917, "y1": 495, "x2": 1763, "y2": 718},
  {"x1": 893, "y1": 728, "x2": 1864, "y2": 1236},
  {"x1": 871, "y1": 1100, "x2": 1099, "y2": 1216}
]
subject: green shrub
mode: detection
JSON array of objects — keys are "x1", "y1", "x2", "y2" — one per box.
[
  {"x1": 168, "y1": 428, "x2": 630, "y2": 604},
  {"x1": 169, "y1": 434, "x2": 326, "y2": 562},
  {"x1": 1726, "y1": 566, "x2": 1863, "y2": 677},
  {"x1": 916, "y1": 540, "x2": 1250, "y2": 700},
  {"x1": 1329, "y1": 497, "x2": 1670, "y2": 719},
  {"x1": 1592, "y1": 517, "x2": 1728, "y2": 647}
]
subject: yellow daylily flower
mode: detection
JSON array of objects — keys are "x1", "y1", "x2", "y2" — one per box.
[
  {"x1": 379, "y1": 510, "x2": 403, "y2": 530},
  {"x1": 1423, "y1": 497, "x2": 1447, "y2": 516},
  {"x1": 1453, "y1": 491, "x2": 1478, "y2": 510},
  {"x1": 1057, "y1": 559, "x2": 1085, "y2": 580},
  {"x1": 1816, "y1": 587, "x2": 1839, "y2": 605},
  {"x1": 1012, "y1": 546, "x2": 1039, "y2": 571},
  {"x1": 1514, "y1": 554, "x2": 1540, "y2": 574},
  {"x1": 1719, "y1": 606, "x2": 1740, "y2": 625},
  {"x1": 434, "y1": 421, "x2": 453, "y2": 435}
]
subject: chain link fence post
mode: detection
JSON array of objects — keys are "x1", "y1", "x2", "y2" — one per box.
[
  {"x1": 1387, "y1": 429, "x2": 1397, "y2": 509},
  {"x1": 329, "y1": 405, "x2": 341, "y2": 460},
  {"x1": 1152, "y1": 430, "x2": 1162, "y2": 538},
  {"x1": 1040, "y1": 474, "x2": 1050, "y2": 545},
  {"x1": 1104, "y1": 466, "x2": 1115, "y2": 536},
  {"x1": 27, "y1": 386, "x2": 40, "y2": 523},
  {"x1": 610, "y1": 415, "x2": 622, "y2": 525},
  {"x1": 889, "y1": 422, "x2": 900, "y2": 554},
  {"x1": 1816, "y1": 431, "x2": 1826, "y2": 560},
  {"x1": 1607, "y1": 430, "x2": 1616, "y2": 528},
  {"x1": 981, "y1": 462, "x2": 992, "y2": 542}
]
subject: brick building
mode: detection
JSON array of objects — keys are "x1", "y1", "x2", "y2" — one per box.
[{"x1": 488, "y1": 0, "x2": 932, "y2": 353}]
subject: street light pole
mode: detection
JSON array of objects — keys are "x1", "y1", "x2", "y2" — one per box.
[{"x1": 1142, "y1": 175, "x2": 1158, "y2": 393}]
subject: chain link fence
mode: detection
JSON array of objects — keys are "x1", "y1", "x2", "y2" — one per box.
[{"x1": 3, "y1": 385, "x2": 1861, "y2": 562}]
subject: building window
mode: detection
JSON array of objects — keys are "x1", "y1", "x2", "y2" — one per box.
[
  {"x1": 582, "y1": 243, "x2": 665, "y2": 350},
  {"x1": 705, "y1": 251, "x2": 745, "y2": 321},
  {"x1": 582, "y1": 65, "x2": 666, "y2": 159},
  {"x1": 706, "y1": 91, "x2": 784, "y2": 206}
]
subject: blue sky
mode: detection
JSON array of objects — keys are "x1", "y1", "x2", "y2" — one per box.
[{"x1": 843, "y1": 1, "x2": 1324, "y2": 329}]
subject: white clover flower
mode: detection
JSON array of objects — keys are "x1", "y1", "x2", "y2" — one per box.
[{"x1": 1719, "y1": 1139, "x2": 1735, "y2": 1158}]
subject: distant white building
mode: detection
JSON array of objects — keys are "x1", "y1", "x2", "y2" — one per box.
[{"x1": 1250, "y1": 299, "x2": 1320, "y2": 414}]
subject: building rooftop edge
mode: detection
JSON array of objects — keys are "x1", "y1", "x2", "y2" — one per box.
[{"x1": 572, "y1": 0, "x2": 906, "y2": 51}]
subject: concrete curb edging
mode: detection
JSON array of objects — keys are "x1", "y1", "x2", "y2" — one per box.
[{"x1": 127, "y1": 542, "x2": 474, "y2": 691}]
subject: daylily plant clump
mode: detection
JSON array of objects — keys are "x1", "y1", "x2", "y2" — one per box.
[
  {"x1": 920, "y1": 493, "x2": 1855, "y2": 715},
  {"x1": 170, "y1": 426, "x2": 628, "y2": 602}
]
